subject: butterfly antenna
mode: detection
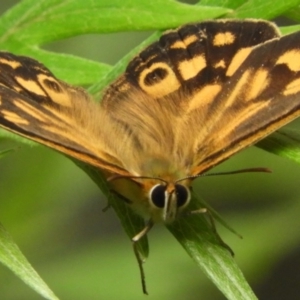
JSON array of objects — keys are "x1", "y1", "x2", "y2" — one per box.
[
  {"x1": 177, "y1": 167, "x2": 271, "y2": 182},
  {"x1": 201, "y1": 167, "x2": 272, "y2": 177}
]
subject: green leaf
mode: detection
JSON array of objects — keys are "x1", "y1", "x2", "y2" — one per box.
[
  {"x1": 0, "y1": 0, "x2": 229, "y2": 85},
  {"x1": 228, "y1": 0, "x2": 300, "y2": 19},
  {"x1": 284, "y1": 5, "x2": 300, "y2": 22},
  {"x1": 0, "y1": 223, "x2": 59, "y2": 300},
  {"x1": 257, "y1": 127, "x2": 300, "y2": 164},
  {"x1": 167, "y1": 196, "x2": 257, "y2": 300},
  {"x1": 199, "y1": 0, "x2": 246, "y2": 9},
  {"x1": 0, "y1": 0, "x2": 230, "y2": 44},
  {"x1": 25, "y1": 48, "x2": 112, "y2": 87},
  {"x1": 280, "y1": 24, "x2": 300, "y2": 35},
  {"x1": 0, "y1": 147, "x2": 15, "y2": 158}
]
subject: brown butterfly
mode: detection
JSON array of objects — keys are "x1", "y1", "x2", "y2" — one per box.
[{"x1": 1, "y1": 19, "x2": 300, "y2": 293}]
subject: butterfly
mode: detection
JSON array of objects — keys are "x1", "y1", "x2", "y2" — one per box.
[{"x1": 1, "y1": 19, "x2": 300, "y2": 293}]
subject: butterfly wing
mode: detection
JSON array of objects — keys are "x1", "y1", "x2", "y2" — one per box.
[
  {"x1": 103, "y1": 20, "x2": 280, "y2": 104},
  {"x1": 0, "y1": 52, "x2": 129, "y2": 176},
  {"x1": 187, "y1": 31, "x2": 300, "y2": 175},
  {"x1": 102, "y1": 20, "x2": 300, "y2": 177}
]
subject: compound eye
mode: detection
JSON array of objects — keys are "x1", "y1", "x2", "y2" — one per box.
[
  {"x1": 175, "y1": 184, "x2": 190, "y2": 207},
  {"x1": 149, "y1": 184, "x2": 167, "y2": 208}
]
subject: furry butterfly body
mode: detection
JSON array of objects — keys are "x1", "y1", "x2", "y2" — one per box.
[{"x1": 1, "y1": 19, "x2": 300, "y2": 292}]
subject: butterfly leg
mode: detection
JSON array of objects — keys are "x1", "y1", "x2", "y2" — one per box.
[
  {"x1": 132, "y1": 219, "x2": 154, "y2": 295},
  {"x1": 109, "y1": 189, "x2": 132, "y2": 203},
  {"x1": 189, "y1": 207, "x2": 207, "y2": 214},
  {"x1": 103, "y1": 189, "x2": 133, "y2": 212},
  {"x1": 102, "y1": 202, "x2": 111, "y2": 212},
  {"x1": 205, "y1": 210, "x2": 235, "y2": 256}
]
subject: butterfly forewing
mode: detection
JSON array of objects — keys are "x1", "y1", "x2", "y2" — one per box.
[
  {"x1": 103, "y1": 20, "x2": 280, "y2": 104},
  {"x1": 189, "y1": 29, "x2": 300, "y2": 175},
  {"x1": 0, "y1": 52, "x2": 129, "y2": 175}
]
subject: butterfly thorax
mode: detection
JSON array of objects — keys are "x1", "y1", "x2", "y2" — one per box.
[{"x1": 139, "y1": 157, "x2": 187, "y2": 180}]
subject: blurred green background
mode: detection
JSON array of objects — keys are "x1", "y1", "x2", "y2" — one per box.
[{"x1": 1, "y1": 1, "x2": 300, "y2": 299}]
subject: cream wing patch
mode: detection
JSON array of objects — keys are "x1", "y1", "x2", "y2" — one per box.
[
  {"x1": 276, "y1": 49, "x2": 300, "y2": 72},
  {"x1": 213, "y1": 31, "x2": 236, "y2": 46},
  {"x1": 138, "y1": 62, "x2": 180, "y2": 97},
  {"x1": 177, "y1": 55, "x2": 206, "y2": 81}
]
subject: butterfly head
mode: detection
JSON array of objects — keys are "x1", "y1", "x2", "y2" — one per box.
[
  {"x1": 147, "y1": 180, "x2": 191, "y2": 224},
  {"x1": 110, "y1": 157, "x2": 192, "y2": 224}
]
